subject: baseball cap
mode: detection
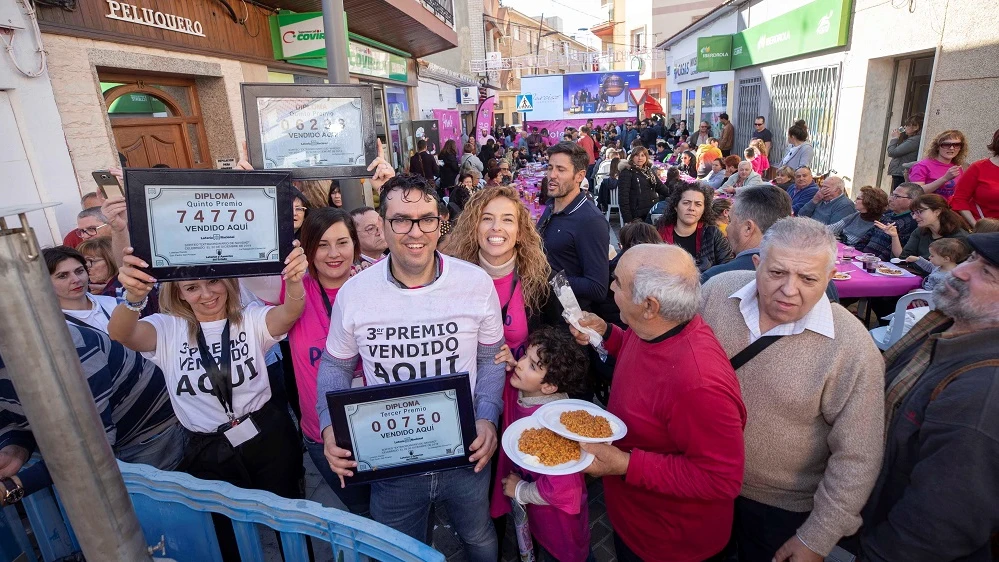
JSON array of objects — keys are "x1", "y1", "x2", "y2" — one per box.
[{"x1": 966, "y1": 233, "x2": 999, "y2": 266}]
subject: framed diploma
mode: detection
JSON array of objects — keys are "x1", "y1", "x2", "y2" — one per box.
[
  {"x1": 326, "y1": 373, "x2": 477, "y2": 484},
  {"x1": 241, "y1": 83, "x2": 378, "y2": 179},
  {"x1": 123, "y1": 168, "x2": 295, "y2": 281}
]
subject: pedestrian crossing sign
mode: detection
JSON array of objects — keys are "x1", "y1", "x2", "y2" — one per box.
[{"x1": 516, "y1": 94, "x2": 533, "y2": 112}]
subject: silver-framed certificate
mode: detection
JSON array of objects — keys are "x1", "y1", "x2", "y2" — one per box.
[
  {"x1": 124, "y1": 169, "x2": 295, "y2": 281},
  {"x1": 326, "y1": 373, "x2": 476, "y2": 484},
  {"x1": 241, "y1": 83, "x2": 377, "y2": 179}
]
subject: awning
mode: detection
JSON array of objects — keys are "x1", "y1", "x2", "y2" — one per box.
[
  {"x1": 645, "y1": 96, "x2": 663, "y2": 115},
  {"x1": 417, "y1": 60, "x2": 478, "y2": 87}
]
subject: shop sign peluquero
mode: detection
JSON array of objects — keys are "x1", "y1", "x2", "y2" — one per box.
[
  {"x1": 270, "y1": 11, "x2": 408, "y2": 83},
  {"x1": 731, "y1": 0, "x2": 852, "y2": 68}
]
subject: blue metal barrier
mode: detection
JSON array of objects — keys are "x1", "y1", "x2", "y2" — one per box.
[{"x1": 0, "y1": 461, "x2": 444, "y2": 562}]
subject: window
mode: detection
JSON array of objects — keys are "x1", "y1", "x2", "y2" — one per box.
[
  {"x1": 632, "y1": 28, "x2": 645, "y2": 52},
  {"x1": 514, "y1": 26, "x2": 520, "y2": 41},
  {"x1": 513, "y1": 112, "x2": 521, "y2": 124}
]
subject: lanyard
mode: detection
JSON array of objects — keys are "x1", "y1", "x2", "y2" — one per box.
[
  {"x1": 319, "y1": 285, "x2": 334, "y2": 319},
  {"x1": 195, "y1": 321, "x2": 235, "y2": 420},
  {"x1": 500, "y1": 269, "x2": 519, "y2": 320},
  {"x1": 63, "y1": 300, "x2": 111, "y2": 329}
]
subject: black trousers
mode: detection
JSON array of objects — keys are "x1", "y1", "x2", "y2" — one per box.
[
  {"x1": 725, "y1": 496, "x2": 810, "y2": 562},
  {"x1": 179, "y1": 399, "x2": 303, "y2": 561},
  {"x1": 614, "y1": 533, "x2": 726, "y2": 562},
  {"x1": 891, "y1": 175, "x2": 905, "y2": 189}
]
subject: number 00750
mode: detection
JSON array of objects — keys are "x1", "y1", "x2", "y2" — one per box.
[{"x1": 370, "y1": 411, "x2": 441, "y2": 432}]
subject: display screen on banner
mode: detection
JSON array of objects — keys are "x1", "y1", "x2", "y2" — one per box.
[
  {"x1": 519, "y1": 71, "x2": 641, "y2": 121},
  {"x1": 412, "y1": 120, "x2": 441, "y2": 155},
  {"x1": 732, "y1": 0, "x2": 852, "y2": 68},
  {"x1": 700, "y1": 84, "x2": 729, "y2": 138},
  {"x1": 697, "y1": 36, "x2": 733, "y2": 71}
]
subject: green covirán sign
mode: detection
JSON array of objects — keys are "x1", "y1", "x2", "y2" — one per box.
[{"x1": 731, "y1": 0, "x2": 852, "y2": 69}]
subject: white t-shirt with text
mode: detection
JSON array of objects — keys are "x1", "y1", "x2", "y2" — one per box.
[
  {"x1": 325, "y1": 254, "x2": 504, "y2": 392},
  {"x1": 140, "y1": 302, "x2": 281, "y2": 433}
]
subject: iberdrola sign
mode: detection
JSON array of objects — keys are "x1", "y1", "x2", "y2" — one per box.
[
  {"x1": 269, "y1": 11, "x2": 409, "y2": 83},
  {"x1": 731, "y1": 0, "x2": 852, "y2": 69}
]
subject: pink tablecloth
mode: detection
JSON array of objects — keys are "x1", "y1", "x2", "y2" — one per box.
[{"x1": 834, "y1": 244, "x2": 923, "y2": 298}]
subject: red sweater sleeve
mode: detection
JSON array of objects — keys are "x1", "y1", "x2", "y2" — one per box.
[
  {"x1": 624, "y1": 385, "x2": 745, "y2": 500},
  {"x1": 605, "y1": 324, "x2": 626, "y2": 357},
  {"x1": 949, "y1": 161, "x2": 980, "y2": 212}
]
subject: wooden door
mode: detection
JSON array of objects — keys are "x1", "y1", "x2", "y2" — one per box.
[{"x1": 112, "y1": 122, "x2": 193, "y2": 169}]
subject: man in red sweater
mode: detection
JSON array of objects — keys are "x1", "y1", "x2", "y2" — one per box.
[{"x1": 571, "y1": 244, "x2": 747, "y2": 561}]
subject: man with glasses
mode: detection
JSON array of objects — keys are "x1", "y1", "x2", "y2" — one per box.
[
  {"x1": 317, "y1": 174, "x2": 505, "y2": 560},
  {"x1": 536, "y1": 142, "x2": 610, "y2": 324},
  {"x1": 692, "y1": 121, "x2": 712, "y2": 147},
  {"x1": 76, "y1": 207, "x2": 111, "y2": 242},
  {"x1": 751, "y1": 116, "x2": 773, "y2": 155},
  {"x1": 349, "y1": 206, "x2": 388, "y2": 263},
  {"x1": 855, "y1": 182, "x2": 923, "y2": 261}
]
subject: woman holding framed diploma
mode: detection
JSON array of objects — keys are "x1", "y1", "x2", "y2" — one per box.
[
  {"x1": 242, "y1": 207, "x2": 371, "y2": 514},
  {"x1": 108, "y1": 244, "x2": 308, "y2": 559}
]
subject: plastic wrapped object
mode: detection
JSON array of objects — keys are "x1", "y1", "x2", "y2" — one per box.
[{"x1": 550, "y1": 271, "x2": 608, "y2": 361}]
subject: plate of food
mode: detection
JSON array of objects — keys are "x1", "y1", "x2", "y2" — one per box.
[
  {"x1": 535, "y1": 399, "x2": 627, "y2": 443},
  {"x1": 832, "y1": 271, "x2": 852, "y2": 281},
  {"x1": 876, "y1": 266, "x2": 905, "y2": 276},
  {"x1": 501, "y1": 416, "x2": 594, "y2": 475}
]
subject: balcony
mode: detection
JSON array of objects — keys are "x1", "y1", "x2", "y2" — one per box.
[
  {"x1": 590, "y1": 20, "x2": 616, "y2": 39},
  {"x1": 262, "y1": 0, "x2": 458, "y2": 57}
]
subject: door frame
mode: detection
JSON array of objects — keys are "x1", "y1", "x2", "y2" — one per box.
[{"x1": 102, "y1": 74, "x2": 212, "y2": 169}]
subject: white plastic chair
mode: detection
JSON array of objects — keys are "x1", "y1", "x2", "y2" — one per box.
[
  {"x1": 605, "y1": 189, "x2": 623, "y2": 227},
  {"x1": 870, "y1": 290, "x2": 934, "y2": 351}
]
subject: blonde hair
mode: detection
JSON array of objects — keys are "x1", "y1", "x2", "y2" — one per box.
[
  {"x1": 292, "y1": 180, "x2": 332, "y2": 208},
  {"x1": 925, "y1": 130, "x2": 969, "y2": 166},
  {"x1": 749, "y1": 137, "x2": 768, "y2": 157},
  {"x1": 440, "y1": 186, "x2": 551, "y2": 313},
  {"x1": 159, "y1": 278, "x2": 244, "y2": 341},
  {"x1": 77, "y1": 237, "x2": 119, "y2": 282}
]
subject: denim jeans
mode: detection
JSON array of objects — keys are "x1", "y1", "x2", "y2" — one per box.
[
  {"x1": 304, "y1": 436, "x2": 370, "y2": 515},
  {"x1": 370, "y1": 465, "x2": 496, "y2": 562}
]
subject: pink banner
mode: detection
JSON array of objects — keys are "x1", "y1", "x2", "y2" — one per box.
[
  {"x1": 524, "y1": 117, "x2": 636, "y2": 146},
  {"x1": 475, "y1": 96, "x2": 495, "y2": 148},
  {"x1": 433, "y1": 109, "x2": 464, "y2": 156}
]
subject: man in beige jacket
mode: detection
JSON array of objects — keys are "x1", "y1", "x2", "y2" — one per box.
[{"x1": 699, "y1": 217, "x2": 884, "y2": 562}]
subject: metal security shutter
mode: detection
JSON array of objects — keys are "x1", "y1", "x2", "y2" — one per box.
[
  {"x1": 736, "y1": 77, "x2": 761, "y2": 157},
  {"x1": 768, "y1": 65, "x2": 841, "y2": 173}
]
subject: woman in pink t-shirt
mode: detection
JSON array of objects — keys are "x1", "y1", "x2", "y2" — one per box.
[
  {"x1": 909, "y1": 130, "x2": 969, "y2": 200},
  {"x1": 441, "y1": 185, "x2": 552, "y2": 362}
]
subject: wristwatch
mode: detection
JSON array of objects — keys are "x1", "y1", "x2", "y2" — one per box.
[{"x1": 0, "y1": 476, "x2": 24, "y2": 506}]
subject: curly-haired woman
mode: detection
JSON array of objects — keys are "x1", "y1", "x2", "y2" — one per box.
[
  {"x1": 909, "y1": 130, "x2": 969, "y2": 199},
  {"x1": 440, "y1": 185, "x2": 551, "y2": 364},
  {"x1": 655, "y1": 182, "x2": 732, "y2": 272},
  {"x1": 827, "y1": 185, "x2": 890, "y2": 246}
]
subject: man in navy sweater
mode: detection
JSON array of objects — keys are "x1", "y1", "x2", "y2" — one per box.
[
  {"x1": 788, "y1": 167, "x2": 820, "y2": 215},
  {"x1": 537, "y1": 142, "x2": 610, "y2": 323}
]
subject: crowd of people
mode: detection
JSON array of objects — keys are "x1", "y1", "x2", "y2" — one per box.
[{"x1": 0, "y1": 112, "x2": 997, "y2": 562}]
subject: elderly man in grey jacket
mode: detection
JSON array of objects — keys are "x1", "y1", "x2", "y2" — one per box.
[
  {"x1": 719, "y1": 160, "x2": 764, "y2": 193},
  {"x1": 797, "y1": 176, "x2": 855, "y2": 225}
]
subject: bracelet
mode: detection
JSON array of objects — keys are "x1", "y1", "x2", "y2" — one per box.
[
  {"x1": 123, "y1": 296, "x2": 148, "y2": 312},
  {"x1": 286, "y1": 290, "x2": 305, "y2": 301}
]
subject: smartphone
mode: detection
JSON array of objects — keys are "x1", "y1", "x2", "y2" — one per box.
[{"x1": 92, "y1": 170, "x2": 123, "y2": 199}]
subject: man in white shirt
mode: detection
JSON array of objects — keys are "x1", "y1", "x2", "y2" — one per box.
[
  {"x1": 699, "y1": 218, "x2": 884, "y2": 562},
  {"x1": 349, "y1": 206, "x2": 388, "y2": 263},
  {"x1": 318, "y1": 175, "x2": 505, "y2": 560}
]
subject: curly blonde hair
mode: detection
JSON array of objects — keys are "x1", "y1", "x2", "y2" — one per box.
[
  {"x1": 440, "y1": 186, "x2": 551, "y2": 313},
  {"x1": 925, "y1": 130, "x2": 968, "y2": 165},
  {"x1": 749, "y1": 137, "x2": 768, "y2": 157}
]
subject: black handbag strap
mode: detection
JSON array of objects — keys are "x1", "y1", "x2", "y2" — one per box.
[{"x1": 730, "y1": 335, "x2": 784, "y2": 371}]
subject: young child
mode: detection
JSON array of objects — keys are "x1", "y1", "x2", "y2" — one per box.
[
  {"x1": 489, "y1": 326, "x2": 591, "y2": 562},
  {"x1": 905, "y1": 237, "x2": 970, "y2": 291}
]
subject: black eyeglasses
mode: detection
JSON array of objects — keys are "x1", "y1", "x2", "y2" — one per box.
[
  {"x1": 754, "y1": 122, "x2": 764, "y2": 127},
  {"x1": 76, "y1": 224, "x2": 110, "y2": 238},
  {"x1": 387, "y1": 216, "x2": 442, "y2": 234}
]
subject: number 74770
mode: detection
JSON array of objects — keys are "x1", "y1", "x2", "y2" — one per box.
[{"x1": 177, "y1": 209, "x2": 255, "y2": 223}]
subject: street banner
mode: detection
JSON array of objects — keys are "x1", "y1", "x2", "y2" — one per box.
[
  {"x1": 433, "y1": 109, "x2": 464, "y2": 156},
  {"x1": 732, "y1": 0, "x2": 852, "y2": 68},
  {"x1": 412, "y1": 120, "x2": 441, "y2": 156},
  {"x1": 523, "y1": 118, "x2": 623, "y2": 145},
  {"x1": 474, "y1": 96, "x2": 496, "y2": 148}
]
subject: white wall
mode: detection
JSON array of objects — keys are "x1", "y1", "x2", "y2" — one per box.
[
  {"x1": 0, "y1": 4, "x2": 80, "y2": 247},
  {"x1": 416, "y1": 78, "x2": 459, "y2": 118}
]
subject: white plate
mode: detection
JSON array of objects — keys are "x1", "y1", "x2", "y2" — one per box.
[
  {"x1": 501, "y1": 417, "x2": 594, "y2": 475},
  {"x1": 832, "y1": 272, "x2": 851, "y2": 280},
  {"x1": 535, "y1": 399, "x2": 628, "y2": 443}
]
